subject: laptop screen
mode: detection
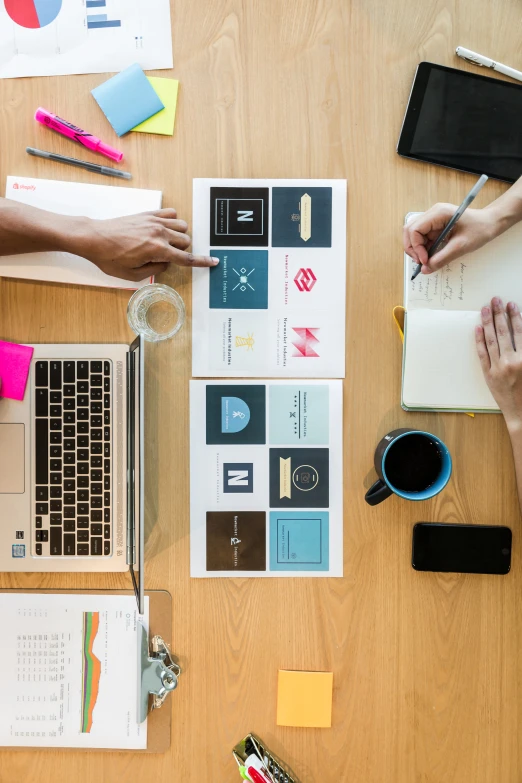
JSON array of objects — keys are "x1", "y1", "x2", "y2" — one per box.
[{"x1": 128, "y1": 336, "x2": 145, "y2": 615}]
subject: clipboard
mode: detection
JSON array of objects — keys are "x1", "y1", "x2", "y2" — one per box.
[{"x1": 0, "y1": 588, "x2": 175, "y2": 754}]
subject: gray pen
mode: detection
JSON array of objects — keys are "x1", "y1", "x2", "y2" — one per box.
[
  {"x1": 411, "y1": 173, "x2": 488, "y2": 281},
  {"x1": 26, "y1": 146, "x2": 132, "y2": 180}
]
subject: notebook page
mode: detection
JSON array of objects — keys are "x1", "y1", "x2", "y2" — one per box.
[
  {"x1": 0, "y1": 177, "x2": 162, "y2": 290},
  {"x1": 404, "y1": 215, "x2": 522, "y2": 312},
  {"x1": 403, "y1": 309, "x2": 498, "y2": 410}
]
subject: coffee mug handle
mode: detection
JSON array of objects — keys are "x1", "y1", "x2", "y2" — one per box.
[{"x1": 365, "y1": 478, "x2": 393, "y2": 506}]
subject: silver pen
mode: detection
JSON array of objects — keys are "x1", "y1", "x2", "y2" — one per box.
[
  {"x1": 411, "y1": 174, "x2": 488, "y2": 281},
  {"x1": 26, "y1": 146, "x2": 132, "y2": 180},
  {"x1": 456, "y1": 46, "x2": 522, "y2": 84}
]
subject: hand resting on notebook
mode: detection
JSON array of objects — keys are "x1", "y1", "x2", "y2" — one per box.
[
  {"x1": 476, "y1": 296, "x2": 522, "y2": 510},
  {"x1": 404, "y1": 176, "x2": 522, "y2": 275},
  {"x1": 476, "y1": 297, "x2": 522, "y2": 431},
  {"x1": 0, "y1": 198, "x2": 218, "y2": 281}
]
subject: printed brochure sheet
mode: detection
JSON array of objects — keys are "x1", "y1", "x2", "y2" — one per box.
[
  {"x1": 192, "y1": 178, "x2": 347, "y2": 378},
  {"x1": 190, "y1": 380, "x2": 343, "y2": 577},
  {"x1": 0, "y1": 594, "x2": 148, "y2": 749},
  {"x1": 0, "y1": 0, "x2": 173, "y2": 79}
]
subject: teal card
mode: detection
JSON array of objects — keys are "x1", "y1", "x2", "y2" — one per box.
[
  {"x1": 269, "y1": 385, "x2": 329, "y2": 444},
  {"x1": 270, "y1": 512, "x2": 329, "y2": 571}
]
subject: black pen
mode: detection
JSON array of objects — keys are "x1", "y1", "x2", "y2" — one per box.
[
  {"x1": 411, "y1": 174, "x2": 488, "y2": 281},
  {"x1": 26, "y1": 147, "x2": 132, "y2": 180}
]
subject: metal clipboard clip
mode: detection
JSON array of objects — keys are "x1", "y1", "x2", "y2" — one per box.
[
  {"x1": 233, "y1": 733, "x2": 301, "y2": 783},
  {"x1": 138, "y1": 622, "x2": 181, "y2": 723}
]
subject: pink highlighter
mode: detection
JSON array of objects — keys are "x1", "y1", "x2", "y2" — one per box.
[{"x1": 35, "y1": 108, "x2": 123, "y2": 163}]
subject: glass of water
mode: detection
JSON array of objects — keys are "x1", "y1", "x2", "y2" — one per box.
[{"x1": 127, "y1": 283, "x2": 185, "y2": 342}]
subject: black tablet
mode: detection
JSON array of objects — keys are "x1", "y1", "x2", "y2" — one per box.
[{"x1": 397, "y1": 61, "x2": 522, "y2": 183}]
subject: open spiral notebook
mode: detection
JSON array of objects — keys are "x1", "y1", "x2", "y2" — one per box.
[{"x1": 402, "y1": 214, "x2": 522, "y2": 413}]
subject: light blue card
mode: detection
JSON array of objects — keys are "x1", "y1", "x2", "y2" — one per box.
[
  {"x1": 269, "y1": 385, "x2": 329, "y2": 444},
  {"x1": 91, "y1": 63, "x2": 164, "y2": 137},
  {"x1": 270, "y1": 512, "x2": 329, "y2": 571}
]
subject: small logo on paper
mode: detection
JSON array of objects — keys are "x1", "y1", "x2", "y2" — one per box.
[
  {"x1": 232, "y1": 266, "x2": 256, "y2": 293},
  {"x1": 221, "y1": 397, "x2": 251, "y2": 433},
  {"x1": 230, "y1": 537, "x2": 242, "y2": 545},
  {"x1": 224, "y1": 463, "x2": 254, "y2": 493},
  {"x1": 12, "y1": 544, "x2": 25, "y2": 558},
  {"x1": 12, "y1": 182, "x2": 35, "y2": 192},
  {"x1": 294, "y1": 268, "x2": 317, "y2": 292},
  {"x1": 291, "y1": 328, "x2": 320, "y2": 358},
  {"x1": 235, "y1": 333, "x2": 255, "y2": 351}
]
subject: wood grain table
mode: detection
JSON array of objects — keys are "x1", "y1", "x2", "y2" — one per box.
[{"x1": 1, "y1": 1, "x2": 522, "y2": 781}]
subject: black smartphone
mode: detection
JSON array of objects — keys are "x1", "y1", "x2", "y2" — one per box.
[
  {"x1": 412, "y1": 523, "x2": 512, "y2": 575},
  {"x1": 397, "y1": 62, "x2": 522, "y2": 183}
]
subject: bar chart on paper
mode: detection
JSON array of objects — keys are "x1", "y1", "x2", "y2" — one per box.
[
  {"x1": 0, "y1": 0, "x2": 173, "y2": 77},
  {"x1": 86, "y1": 0, "x2": 121, "y2": 29}
]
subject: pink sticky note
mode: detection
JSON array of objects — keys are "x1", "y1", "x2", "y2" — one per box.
[{"x1": 0, "y1": 341, "x2": 34, "y2": 401}]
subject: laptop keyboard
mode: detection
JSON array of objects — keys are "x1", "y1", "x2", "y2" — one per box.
[{"x1": 33, "y1": 360, "x2": 112, "y2": 557}]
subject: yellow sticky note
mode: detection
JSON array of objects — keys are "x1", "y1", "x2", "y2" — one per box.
[
  {"x1": 276, "y1": 670, "x2": 333, "y2": 728},
  {"x1": 132, "y1": 77, "x2": 179, "y2": 136}
]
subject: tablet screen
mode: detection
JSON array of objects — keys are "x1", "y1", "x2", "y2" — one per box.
[{"x1": 398, "y1": 62, "x2": 522, "y2": 182}]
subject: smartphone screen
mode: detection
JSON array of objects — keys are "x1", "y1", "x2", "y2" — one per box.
[{"x1": 412, "y1": 523, "x2": 512, "y2": 575}]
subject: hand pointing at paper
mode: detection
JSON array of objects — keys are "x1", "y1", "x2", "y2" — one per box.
[
  {"x1": 403, "y1": 175, "x2": 522, "y2": 275},
  {"x1": 0, "y1": 198, "x2": 218, "y2": 282}
]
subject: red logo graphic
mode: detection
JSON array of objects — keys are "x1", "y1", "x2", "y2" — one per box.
[
  {"x1": 292, "y1": 327, "x2": 320, "y2": 358},
  {"x1": 12, "y1": 183, "x2": 19, "y2": 189},
  {"x1": 294, "y1": 268, "x2": 317, "y2": 292}
]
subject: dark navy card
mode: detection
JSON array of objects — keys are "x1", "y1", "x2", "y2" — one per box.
[
  {"x1": 210, "y1": 187, "x2": 269, "y2": 246},
  {"x1": 206, "y1": 385, "x2": 266, "y2": 444},
  {"x1": 272, "y1": 187, "x2": 332, "y2": 247},
  {"x1": 269, "y1": 448, "x2": 329, "y2": 508}
]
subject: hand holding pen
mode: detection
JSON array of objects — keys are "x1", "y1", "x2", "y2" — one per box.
[{"x1": 405, "y1": 174, "x2": 489, "y2": 280}]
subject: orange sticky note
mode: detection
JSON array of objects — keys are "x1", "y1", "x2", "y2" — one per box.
[{"x1": 276, "y1": 670, "x2": 333, "y2": 728}]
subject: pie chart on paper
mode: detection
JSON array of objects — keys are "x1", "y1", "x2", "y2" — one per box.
[{"x1": 4, "y1": 0, "x2": 62, "y2": 29}]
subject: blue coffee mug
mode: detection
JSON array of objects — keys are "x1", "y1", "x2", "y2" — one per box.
[{"x1": 365, "y1": 428, "x2": 452, "y2": 506}]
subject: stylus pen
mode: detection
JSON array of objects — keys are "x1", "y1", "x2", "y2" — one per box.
[
  {"x1": 411, "y1": 174, "x2": 489, "y2": 281},
  {"x1": 26, "y1": 147, "x2": 132, "y2": 180},
  {"x1": 456, "y1": 47, "x2": 522, "y2": 84}
]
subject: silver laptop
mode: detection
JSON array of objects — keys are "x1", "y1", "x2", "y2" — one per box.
[{"x1": 0, "y1": 336, "x2": 145, "y2": 613}]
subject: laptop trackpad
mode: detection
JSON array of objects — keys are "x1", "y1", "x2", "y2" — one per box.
[{"x1": 0, "y1": 424, "x2": 25, "y2": 494}]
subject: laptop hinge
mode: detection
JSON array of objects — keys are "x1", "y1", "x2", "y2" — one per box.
[{"x1": 126, "y1": 350, "x2": 136, "y2": 568}]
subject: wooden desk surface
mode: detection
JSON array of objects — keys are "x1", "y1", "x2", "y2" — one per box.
[{"x1": 1, "y1": 1, "x2": 522, "y2": 781}]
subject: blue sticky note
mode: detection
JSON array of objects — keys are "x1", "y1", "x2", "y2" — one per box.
[{"x1": 91, "y1": 63, "x2": 165, "y2": 137}]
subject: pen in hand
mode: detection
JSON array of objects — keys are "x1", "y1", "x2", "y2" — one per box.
[{"x1": 411, "y1": 173, "x2": 488, "y2": 281}]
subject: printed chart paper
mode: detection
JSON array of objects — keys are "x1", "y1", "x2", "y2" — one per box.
[
  {"x1": 0, "y1": 0, "x2": 173, "y2": 78},
  {"x1": 190, "y1": 380, "x2": 343, "y2": 577},
  {"x1": 192, "y1": 179, "x2": 347, "y2": 378},
  {"x1": 0, "y1": 594, "x2": 148, "y2": 749}
]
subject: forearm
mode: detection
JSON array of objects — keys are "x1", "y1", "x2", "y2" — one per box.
[
  {"x1": 507, "y1": 423, "x2": 522, "y2": 514},
  {"x1": 485, "y1": 175, "x2": 522, "y2": 236},
  {"x1": 0, "y1": 197, "x2": 87, "y2": 257}
]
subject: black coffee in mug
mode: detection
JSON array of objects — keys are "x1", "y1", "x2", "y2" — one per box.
[
  {"x1": 384, "y1": 434, "x2": 442, "y2": 492},
  {"x1": 365, "y1": 428, "x2": 452, "y2": 505}
]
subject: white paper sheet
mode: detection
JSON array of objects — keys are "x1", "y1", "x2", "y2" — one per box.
[
  {"x1": 0, "y1": 0, "x2": 173, "y2": 78},
  {"x1": 192, "y1": 179, "x2": 347, "y2": 378},
  {"x1": 0, "y1": 594, "x2": 148, "y2": 749},
  {"x1": 190, "y1": 380, "x2": 343, "y2": 577},
  {"x1": 1, "y1": 176, "x2": 162, "y2": 289}
]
